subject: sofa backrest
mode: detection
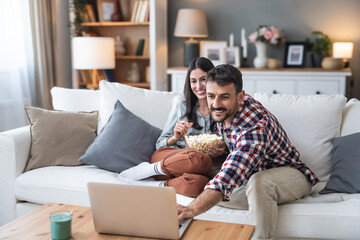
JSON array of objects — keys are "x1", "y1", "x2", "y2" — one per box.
[
  {"x1": 98, "y1": 81, "x2": 181, "y2": 132},
  {"x1": 254, "y1": 93, "x2": 347, "y2": 182},
  {"x1": 51, "y1": 81, "x2": 181, "y2": 132},
  {"x1": 51, "y1": 87, "x2": 101, "y2": 112},
  {"x1": 341, "y1": 98, "x2": 360, "y2": 136}
]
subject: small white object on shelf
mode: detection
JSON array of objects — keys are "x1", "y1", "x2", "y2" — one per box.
[
  {"x1": 229, "y1": 33, "x2": 234, "y2": 47},
  {"x1": 115, "y1": 36, "x2": 126, "y2": 56},
  {"x1": 241, "y1": 27, "x2": 247, "y2": 58}
]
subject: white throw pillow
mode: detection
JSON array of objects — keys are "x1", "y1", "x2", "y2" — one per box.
[
  {"x1": 98, "y1": 81, "x2": 181, "y2": 132},
  {"x1": 341, "y1": 98, "x2": 360, "y2": 136},
  {"x1": 51, "y1": 87, "x2": 100, "y2": 112},
  {"x1": 253, "y1": 93, "x2": 347, "y2": 182}
]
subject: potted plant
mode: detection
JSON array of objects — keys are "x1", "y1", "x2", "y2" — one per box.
[
  {"x1": 72, "y1": 0, "x2": 88, "y2": 36},
  {"x1": 306, "y1": 31, "x2": 332, "y2": 67}
]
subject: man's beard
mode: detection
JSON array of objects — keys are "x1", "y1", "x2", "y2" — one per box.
[{"x1": 210, "y1": 107, "x2": 229, "y2": 123}]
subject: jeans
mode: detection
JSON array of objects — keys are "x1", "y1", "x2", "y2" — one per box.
[{"x1": 218, "y1": 167, "x2": 312, "y2": 240}]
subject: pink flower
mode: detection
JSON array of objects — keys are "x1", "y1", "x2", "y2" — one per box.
[
  {"x1": 270, "y1": 33, "x2": 280, "y2": 44},
  {"x1": 248, "y1": 32, "x2": 258, "y2": 43},
  {"x1": 264, "y1": 30, "x2": 273, "y2": 41},
  {"x1": 249, "y1": 25, "x2": 284, "y2": 46}
]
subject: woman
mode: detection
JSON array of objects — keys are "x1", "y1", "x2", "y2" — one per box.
[{"x1": 118, "y1": 57, "x2": 226, "y2": 197}]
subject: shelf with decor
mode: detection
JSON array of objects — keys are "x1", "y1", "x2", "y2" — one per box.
[{"x1": 74, "y1": 0, "x2": 167, "y2": 91}]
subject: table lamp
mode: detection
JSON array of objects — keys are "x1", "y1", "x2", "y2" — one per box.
[
  {"x1": 332, "y1": 42, "x2": 354, "y2": 68},
  {"x1": 174, "y1": 9, "x2": 208, "y2": 66},
  {"x1": 72, "y1": 37, "x2": 115, "y2": 88}
]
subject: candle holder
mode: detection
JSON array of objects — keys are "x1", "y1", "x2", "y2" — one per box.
[{"x1": 49, "y1": 211, "x2": 73, "y2": 240}]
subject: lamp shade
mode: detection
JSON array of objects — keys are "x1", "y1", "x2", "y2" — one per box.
[
  {"x1": 174, "y1": 9, "x2": 208, "y2": 38},
  {"x1": 72, "y1": 37, "x2": 115, "y2": 69},
  {"x1": 333, "y1": 42, "x2": 354, "y2": 59}
]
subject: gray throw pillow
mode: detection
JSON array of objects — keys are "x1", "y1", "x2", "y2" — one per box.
[
  {"x1": 79, "y1": 100, "x2": 161, "y2": 172},
  {"x1": 320, "y1": 132, "x2": 360, "y2": 194}
]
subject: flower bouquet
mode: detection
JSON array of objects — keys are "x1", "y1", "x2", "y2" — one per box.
[{"x1": 248, "y1": 25, "x2": 285, "y2": 46}]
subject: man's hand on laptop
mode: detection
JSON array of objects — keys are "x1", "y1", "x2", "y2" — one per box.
[
  {"x1": 177, "y1": 204, "x2": 195, "y2": 220},
  {"x1": 177, "y1": 189, "x2": 224, "y2": 220}
]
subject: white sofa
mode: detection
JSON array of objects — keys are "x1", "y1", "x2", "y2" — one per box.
[{"x1": 1, "y1": 81, "x2": 360, "y2": 240}]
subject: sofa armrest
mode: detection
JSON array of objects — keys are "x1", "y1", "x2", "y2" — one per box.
[{"x1": 0, "y1": 126, "x2": 31, "y2": 226}]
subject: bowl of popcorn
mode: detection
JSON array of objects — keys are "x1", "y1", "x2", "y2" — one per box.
[{"x1": 184, "y1": 134, "x2": 224, "y2": 153}]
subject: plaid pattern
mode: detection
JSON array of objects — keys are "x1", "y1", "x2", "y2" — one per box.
[{"x1": 205, "y1": 94, "x2": 319, "y2": 198}]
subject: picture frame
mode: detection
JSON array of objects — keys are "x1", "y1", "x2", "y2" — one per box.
[
  {"x1": 284, "y1": 42, "x2": 307, "y2": 68},
  {"x1": 97, "y1": 0, "x2": 114, "y2": 22},
  {"x1": 224, "y1": 47, "x2": 240, "y2": 68},
  {"x1": 200, "y1": 41, "x2": 227, "y2": 66}
]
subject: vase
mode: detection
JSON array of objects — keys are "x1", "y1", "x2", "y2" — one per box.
[
  {"x1": 253, "y1": 41, "x2": 268, "y2": 68},
  {"x1": 311, "y1": 53, "x2": 324, "y2": 68},
  {"x1": 111, "y1": 0, "x2": 122, "y2": 21}
]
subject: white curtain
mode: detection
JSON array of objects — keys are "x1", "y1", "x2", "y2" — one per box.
[{"x1": 0, "y1": 0, "x2": 35, "y2": 132}]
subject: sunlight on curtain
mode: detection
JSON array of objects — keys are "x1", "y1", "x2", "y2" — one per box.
[{"x1": 0, "y1": 0, "x2": 35, "y2": 132}]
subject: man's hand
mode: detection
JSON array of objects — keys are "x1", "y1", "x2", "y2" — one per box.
[
  {"x1": 177, "y1": 204, "x2": 196, "y2": 220},
  {"x1": 207, "y1": 141, "x2": 227, "y2": 158},
  {"x1": 177, "y1": 189, "x2": 224, "y2": 221}
]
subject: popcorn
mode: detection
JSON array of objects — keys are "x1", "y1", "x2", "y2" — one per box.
[{"x1": 184, "y1": 134, "x2": 224, "y2": 153}]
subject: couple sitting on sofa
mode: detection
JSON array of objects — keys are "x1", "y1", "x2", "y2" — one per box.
[{"x1": 118, "y1": 57, "x2": 319, "y2": 240}]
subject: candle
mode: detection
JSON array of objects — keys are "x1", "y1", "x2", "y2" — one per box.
[
  {"x1": 241, "y1": 28, "x2": 247, "y2": 58},
  {"x1": 229, "y1": 33, "x2": 234, "y2": 47},
  {"x1": 49, "y1": 211, "x2": 73, "y2": 240}
]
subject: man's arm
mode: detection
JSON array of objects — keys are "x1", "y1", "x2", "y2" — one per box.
[{"x1": 178, "y1": 189, "x2": 223, "y2": 220}]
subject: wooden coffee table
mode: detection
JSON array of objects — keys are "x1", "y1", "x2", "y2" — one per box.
[{"x1": 0, "y1": 203, "x2": 254, "y2": 240}]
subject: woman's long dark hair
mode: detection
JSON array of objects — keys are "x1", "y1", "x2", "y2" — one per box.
[{"x1": 183, "y1": 57, "x2": 215, "y2": 130}]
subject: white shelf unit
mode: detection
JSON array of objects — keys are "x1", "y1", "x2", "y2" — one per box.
[{"x1": 167, "y1": 67, "x2": 352, "y2": 96}]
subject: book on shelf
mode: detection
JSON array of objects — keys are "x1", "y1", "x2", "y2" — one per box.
[
  {"x1": 97, "y1": 69, "x2": 108, "y2": 82},
  {"x1": 104, "y1": 69, "x2": 114, "y2": 82},
  {"x1": 142, "y1": 36, "x2": 150, "y2": 57},
  {"x1": 88, "y1": 0, "x2": 99, "y2": 21},
  {"x1": 130, "y1": 0, "x2": 149, "y2": 23},
  {"x1": 135, "y1": 38, "x2": 145, "y2": 56},
  {"x1": 137, "y1": 0, "x2": 149, "y2": 22},
  {"x1": 85, "y1": 4, "x2": 96, "y2": 22},
  {"x1": 79, "y1": 70, "x2": 92, "y2": 85},
  {"x1": 130, "y1": 0, "x2": 140, "y2": 22}
]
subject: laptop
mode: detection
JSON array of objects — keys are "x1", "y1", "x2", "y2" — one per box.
[{"x1": 87, "y1": 182, "x2": 192, "y2": 240}]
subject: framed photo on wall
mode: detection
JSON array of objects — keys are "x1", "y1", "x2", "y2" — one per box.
[
  {"x1": 200, "y1": 41, "x2": 227, "y2": 66},
  {"x1": 97, "y1": 0, "x2": 114, "y2": 22},
  {"x1": 284, "y1": 42, "x2": 307, "y2": 68},
  {"x1": 224, "y1": 47, "x2": 240, "y2": 67}
]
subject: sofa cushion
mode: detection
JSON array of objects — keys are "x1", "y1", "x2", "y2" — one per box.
[
  {"x1": 15, "y1": 166, "x2": 119, "y2": 206},
  {"x1": 320, "y1": 132, "x2": 360, "y2": 194},
  {"x1": 79, "y1": 100, "x2": 161, "y2": 173},
  {"x1": 51, "y1": 87, "x2": 100, "y2": 112},
  {"x1": 24, "y1": 106, "x2": 98, "y2": 172},
  {"x1": 341, "y1": 98, "x2": 360, "y2": 136},
  {"x1": 98, "y1": 80, "x2": 180, "y2": 132},
  {"x1": 253, "y1": 93, "x2": 347, "y2": 182}
]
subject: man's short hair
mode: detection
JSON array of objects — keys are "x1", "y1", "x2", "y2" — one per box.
[{"x1": 207, "y1": 64, "x2": 243, "y2": 94}]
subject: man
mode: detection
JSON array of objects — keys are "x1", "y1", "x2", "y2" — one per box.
[{"x1": 177, "y1": 64, "x2": 319, "y2": 240}]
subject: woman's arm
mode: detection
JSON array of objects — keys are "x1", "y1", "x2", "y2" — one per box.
[{"x1": 156, "y1": 99, "x2": 186, "y2": 149}]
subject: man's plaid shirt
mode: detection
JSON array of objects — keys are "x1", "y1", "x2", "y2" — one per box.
[{"x1": 205, "y1": 94, "x2": 319, "y2": 198}]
